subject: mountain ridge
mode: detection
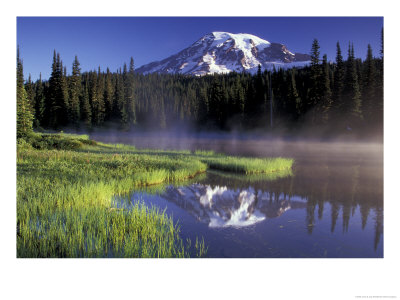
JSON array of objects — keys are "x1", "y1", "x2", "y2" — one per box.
[{"x1": 136, "y1": 32, "x2": 311, "y2": 75}]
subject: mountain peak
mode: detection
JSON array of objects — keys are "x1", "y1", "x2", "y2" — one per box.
[{"x1": 136, "y1": 32, "x2": 310, "y2": 75}]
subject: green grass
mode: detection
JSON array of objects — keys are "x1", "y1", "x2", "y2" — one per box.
[
  {"x1": 17, "y1": 132, "x2": 293, "y2": 258},
  {"x1": 202, "y1": 156, "x2": 294, "y2": 174}
]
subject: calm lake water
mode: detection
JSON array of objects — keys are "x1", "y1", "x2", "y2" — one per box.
[{"x1": 92, "y1": 133, "x2": 383, "y2": 258}]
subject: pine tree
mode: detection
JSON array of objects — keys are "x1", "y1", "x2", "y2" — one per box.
[
  {"x1": 123, "y1": 57, "x2": 136, "y2": 128},
  {"x1": 254, "y1": 65, "x2": 266, "y2": 124},
  {"x1": 113, "y1": 70, "x2": 125, "y2": 122},
  {"x1": 343, "y1": 43, "x2": 363, "y2": 127},
  {"x1": 103, "y1": 67, "x2": 114, "y2": 121},
  {"x1": 25, "y1": 74, "x2": 35, "y2": 116},
  {"x1": 96, "y1": 67, "x2": 106, "y2": 125},
  {"x1": 69, "y1": 56, "x2": 81, "y2": 128},
  {"x1": 362, "y1": 44, "x2": 376, "y2": 124},
  {"x1": 308, "y1": 39, "x2": 323, "y2": 123},
  {"x1": 159, "y1": 95, "x2": 167, "y2": 129},
  {"x1": 374, "y1": 28, "x2": 384, "y2": 131},
  {"x1": 16, "y1": 47, "x2": 33, "y2": 138},
  {"x1": 287, "y1": 68, "x2": 301, "y2": 122},
  {"x1": 80, "y1": 81, "x2": 92, "y2": 128},
  {"x1": 61, "y1": 63, "x2": 70, "y2": 123},
  {"x1": 333, "y1": 42, "x2": 345, "y2": 116},
  {"x1": 209, "y1": 76, "x2": 224, "y2": 127},
  {"x1": 89, "y1": 71, "x2": 99, "y2": 125},
  {"x1": 319, "y1": 54, "x2": 332, "y2": 124},
  {"x1": 197, "y1": 86, "x2": 209, "y2": 125},
  {"x1": 234, "y1": 75, "x2": 245, "y2": 127},
  {"x1": 47, "y1": 51, "x2": 68, "y2": 128},
  {"x1": 34, "y1": 73, "x2": 45, "y2": 127}
]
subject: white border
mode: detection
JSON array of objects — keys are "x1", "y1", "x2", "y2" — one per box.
[{"x1": 2, "y1": 1, "x2": 399, "y2": 300}]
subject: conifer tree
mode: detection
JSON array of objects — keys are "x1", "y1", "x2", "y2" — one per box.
[
  {"x1": 113, "y1": 70, "x2": 125, "y2": 122},
  {"x1": 197, "y1": 86, "x2": 209, "y2": 124},
  {"x1": 123, "y1": 57, "x2": 136, "y2": 128},
  {"x1": 319, "y1": 54, "x2": 332, "y2": 124},
  {"x1": 47, "y1": 51, "x2": 68, "y2": 128},
  {"x1": 69, "y1": 56, "x2": 81, "y2": 128},
  {"x1": 25, "y1": 74, "x2": 35, "y2": 116},
  {"x1": 308, "y1": 39, "x2": 323, "y2": 123},
  {"x1": 61, "y1": 63, "x2": 70, "y2": 123},
  {"x1": 34, "y1": 73, "x2": 45, "y2": 127},
  {"x1": 287, "y1": 68, "x2": 301, "y2": 122},
  {"x1": 96, "y1": 67, "x2": 106, "y2": 125},
  {"x1": 375, "y1": 28, "x2": 384, "y2": 130},
  {"x1": 362, "y1": 44, "x2": 376, "y2": 124},
  {"x1": 16, "y1": 47, "x2": 33, "y2": 138},
  {"x1": 89, "y1": 71, "x2": 99, "y2": 125},
  {"x1": 333, "y1": 42, "x2": 345, "y2": 115},
  {"x1": 159, "y1": 96, "x2": 167, "y2": 129},
  {"x1": 209, "y1": 76, "x2": 224, "y2": 127},
  {"x1": 120, "y1": 64, "x2": 129, "y2": 127},
  {"x1": 80, "y1": 80, "x2": 92, "y2": 128},
  {"x1": 234, "y1": 75, "x2": 245, "y2": 127},
  {"x1": 343, "y1": 43, "x2": 363, "y2": 127},
  {"x1": 103, "y1": 67, "x2": 114, "y2": 121},
  {"x1": 254, "y1": 65, "x2": 266, "y2": 123}
]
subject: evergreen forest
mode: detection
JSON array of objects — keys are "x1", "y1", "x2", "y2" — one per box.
[{"x1": 17, "y1": 38, "x2": 383, "y2": 139}]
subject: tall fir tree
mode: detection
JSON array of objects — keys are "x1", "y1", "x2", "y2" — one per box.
[
  {"x1": 287, "y1": 68, "x2": 301, "y2": 122},
  {"x1": 96, "y1": 67, "x2": 106, "y2": 125},
  {"x1": 61, "y1": 63, "x2": 70, "y2": 123},
  {"x1": 103, "y1": 67, "x2": 114, "y2": 121},
  {"x1": 123, "y1": 57, "x2": 136, "y2": 128},
  {"x1": 209, "y1": 76, "x2": 224, "y2": 128},
  {"x1": 16, "y1": 46, "x2": 33, "y2": 138},
  {"x1": 375, "y1": 28, "x2": 384, "y2": 130},
  {"x1": 319, "y1": 54, "x2": 332, "y2": 124},
  {"x1": 308, "y1": 39, "x2": 323, "y2": 124},
  {"x1": 343, "y1": 43, "x2": 363, "y2": 128},
  {"x1": 113, "y1": 70, "x2": 125, "y2": 122},
  {"x1": 69, "y1": 56, "x2": 81, "y2": 128},
  {"x1": 89, "y1": 71, "x2": 99, "y2": 125},
  {"x1": 34, "y1": 73, "x2": 45, "y2": 127},
  {"x1": 333, "y1": 42, "x2": 345, "y2": 116},
  {"x1": 361, "y1": 44, "x2": 377, "y2": 124},
  {"x1": 119, "y1": 64, "x2": 129, "y2": 127},
  {"x1": 47, "y1": 51, "x2": 68, "y2": 128},
  {"x1": 80, "y1": 80, "x2": 92, "y2": 128},
  {"x1": 25, "y1": 74, "x2": 35, "y2": 116}
]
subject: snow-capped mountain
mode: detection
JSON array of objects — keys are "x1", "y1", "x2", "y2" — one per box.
[
  {"x1": 136, "y1": 32, "x2": 311, "y2": 75},
  {"x1": 161, "y1": 184, "x2": 307, "y2": 228}
]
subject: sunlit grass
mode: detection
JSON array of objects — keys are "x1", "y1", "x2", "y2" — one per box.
[{"x1": 201, "y1": 156, "x2": 294, "y2": 174}]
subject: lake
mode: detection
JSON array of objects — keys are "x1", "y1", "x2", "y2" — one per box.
[{"x1": 92, "y1": 133, "x2": 384, "y2": 258}]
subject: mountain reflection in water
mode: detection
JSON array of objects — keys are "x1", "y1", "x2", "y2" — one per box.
[{"x1": 162, "y1": 184, "x2": 306, "y2": 228}]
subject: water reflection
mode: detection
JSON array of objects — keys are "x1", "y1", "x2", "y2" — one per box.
[{"x1": 161, "y1": 184, "x2": 307, "y2": 228}]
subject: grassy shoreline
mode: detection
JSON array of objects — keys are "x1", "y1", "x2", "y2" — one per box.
[{"x1": 17, "y1": 133, "x2": 294, "y2": 258}]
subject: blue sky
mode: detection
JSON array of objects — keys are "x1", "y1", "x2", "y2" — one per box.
[{"x1": 17, "y1": 17, "x2": 383, "y2": 81}]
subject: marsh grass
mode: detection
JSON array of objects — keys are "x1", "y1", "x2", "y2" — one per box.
[
  {"x1": 17, "y1": 132, "x2": 293, "y2": 258},
  {"x1": 202, "y1": 156, "x2": 294, "y2": 174}
]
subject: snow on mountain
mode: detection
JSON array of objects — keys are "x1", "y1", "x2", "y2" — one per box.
[
  {"x1": 162, "y1": 184, "x2": 307, "y2": 228},
  {"x1": 136, "y1": 32, "x2": 311, "y2": 75}
]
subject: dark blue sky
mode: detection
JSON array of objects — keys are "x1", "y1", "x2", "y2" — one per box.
[{"x1": 17, "y1": 17, "x2": 383, "y2": 81}]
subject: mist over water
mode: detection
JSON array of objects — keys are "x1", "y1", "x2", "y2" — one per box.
[{"x1": 95, "y1": 130, "x2": 383, "y2": 258}]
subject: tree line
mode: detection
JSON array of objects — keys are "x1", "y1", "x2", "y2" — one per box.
[{"x1": 17, "y1": 37, "x2": 383, "y2": 138}]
